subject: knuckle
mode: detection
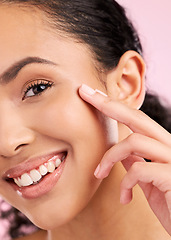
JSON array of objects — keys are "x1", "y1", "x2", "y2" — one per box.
[
  {"x1": 131, "y1": 161, "x2": 143, "y2": 173},
  {"x1": 127, "y1": 133, "x2": 141, "y2": 149}
]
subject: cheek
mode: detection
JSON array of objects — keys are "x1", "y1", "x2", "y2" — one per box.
[
  {"x1": 34, "y1": 96, "x2": 113, "y2": 190},
  {"x1": 22, "y1": 93, "x2": 113, "y2": 186},
  {"x1": 24, "y1": 93, "x2": 110, "y2": 145},
  {"x1": 13, "y1": 96, "x2": 116, "y2": 229}
]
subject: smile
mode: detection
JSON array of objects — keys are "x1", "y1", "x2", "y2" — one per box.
[
  {"x1": 4, "y1": 151, "x2": 67, "y2": 199},
  {"x1": 14, "y1": 154, "x2": 66, "y2": 187}
]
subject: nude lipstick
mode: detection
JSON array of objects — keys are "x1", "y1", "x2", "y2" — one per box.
[{"x1": 3, "y1": 151, "x2": 67, "y2": 199}]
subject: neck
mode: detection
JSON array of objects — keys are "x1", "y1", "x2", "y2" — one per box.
[{"x1": 48, "y1": 163, "x2": 164, "y2": 240}]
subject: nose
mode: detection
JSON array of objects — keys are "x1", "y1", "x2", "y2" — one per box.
[{"x1": 0, "y1": 105, "x2": 35, "y2": 158}]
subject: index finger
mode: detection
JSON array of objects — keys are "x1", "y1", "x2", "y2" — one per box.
[{"x1": 79, "y1": 84, "x2": 171, "y2": 146}]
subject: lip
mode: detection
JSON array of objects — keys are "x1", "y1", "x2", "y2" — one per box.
[
  {"x1": 11, "y1": 158, "x2": 66, "y2": 199},
  {"x1": 3, "y1": 151, "x2": 67, "y2": 199},
  {"x1": 3, "y1": 150, "x2": 67, "y2": 179}
]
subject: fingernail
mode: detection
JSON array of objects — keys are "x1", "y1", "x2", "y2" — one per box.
[
  {"x1": 94, "y1": 164, "x2": 101, "y2": 177},
  {"x1": 95, "y1": 89, "x2": 108, "y2": 97},
  {"x1": 80, "y1": 84, "x2": 96, "y2": 95}
]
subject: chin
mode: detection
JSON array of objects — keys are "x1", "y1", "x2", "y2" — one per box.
[
  {"x1": 27, "y1": 204, "x2": 83, "y2": 230},
  {"x1": 24, "y1": 181, "x2": 101, "y2": 231}
]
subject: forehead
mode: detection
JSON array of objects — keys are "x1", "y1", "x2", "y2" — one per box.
[
  {"x1": 0, "y1": 4, "x2": 51, "y2": 44},
  {"x1": 0, "y1": 5, "x2": 49, "y2": 65},
  {"x1": 0, "y1": 4, "x2": 99, "y2": 85},
  {"x1": 0, "y1": 4, "x2": 91, "y2": 56},
  {"x1": 0, "y1": 4, "x2": 46, "y2": 30},
  {"x1": 0, "y1": 6, "x2": 78, "y2": 69}
]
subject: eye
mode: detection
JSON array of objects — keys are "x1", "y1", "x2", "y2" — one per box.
[{"x1": 22, "y1": 80, "x2": 54, "y2": 100}]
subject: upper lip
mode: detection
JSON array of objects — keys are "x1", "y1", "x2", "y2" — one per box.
[{"x1": 3, "y1": 150, "x2": 67, "y2": 180}]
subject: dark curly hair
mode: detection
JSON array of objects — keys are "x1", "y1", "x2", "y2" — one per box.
[{"x1": 0, "y1": 0, "x2": 170, "y2": 239}]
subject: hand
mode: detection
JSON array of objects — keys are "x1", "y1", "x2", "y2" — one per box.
[{"x1": 79, "y1": 84, "x2": 171, "y2": 235}]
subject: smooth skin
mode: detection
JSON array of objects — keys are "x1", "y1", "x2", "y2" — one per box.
[
  {"x1": 16, "y1": 82, "x2": 171, "y2": 240},
  {"x1": 79, "y1": 84, "x2": 171, "y2": 236},
  {"x1": 0, "y1": 5, "x2": 171, "y2": 240}
]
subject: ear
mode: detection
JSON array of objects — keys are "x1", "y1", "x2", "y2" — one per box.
[{"x1": 106, "y1": 50, "x2": 146, "y2": 109}]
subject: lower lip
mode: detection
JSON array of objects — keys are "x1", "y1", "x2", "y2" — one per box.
[{"x1": 9, "y1": 159, "x2": 66, "y2": 199}]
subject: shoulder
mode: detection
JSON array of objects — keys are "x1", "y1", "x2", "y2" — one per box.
[{"x1": 13, "y1": 230, "x2": 47, "y2": 240}]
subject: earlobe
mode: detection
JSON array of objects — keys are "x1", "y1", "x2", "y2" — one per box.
[{"x1": 106, "y1": 50, "x2": 146, "y2": 109}]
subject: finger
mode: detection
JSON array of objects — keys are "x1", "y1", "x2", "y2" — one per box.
[
  {"x1": 120, "y1": 162, "x2": 171, "y2": 204},
  {"x1": 94, "y1": 133, "x2": 171, "y2": 179},
  {"x1": 79, "y1": 84, "x2": 171, "y2": 146}
]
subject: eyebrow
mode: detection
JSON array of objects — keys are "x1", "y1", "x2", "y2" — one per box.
[{"x1": 0, "y1": 57, "x2": 57, "y2": 84}]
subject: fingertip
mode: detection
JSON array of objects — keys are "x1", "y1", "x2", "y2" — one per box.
[
  {"x1": 95, "y1": 89, "x2": 108, "y2": 97},
  {"x1": 79, "y1": 84, "x2": 96, "y2": 96},
  {"x1": 79, "y1": 84, "x2": 108, "y2": 98},
  {"x1": 120, "y1": 189, "x2": 132, "y2": 205},
  {"x1": 94, "y1": 165, "x2": 107, "y2": 179},
  {"x1": 94, "y1": 164, "x2": 101, "y2": 177},
  {"x1": 94, "y1": 166, "x2": 111, "y2": 179}
]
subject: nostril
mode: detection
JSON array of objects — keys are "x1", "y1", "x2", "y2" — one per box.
[
  {"x1": 0, "y1": 128, "x2": 35, "y2": 157},
  {"x1": 0, "y1": 144, "x2": 27, "y2": 158},
  {"x1": 15, "y1": 144, "x2": 28, "y2": 152}
]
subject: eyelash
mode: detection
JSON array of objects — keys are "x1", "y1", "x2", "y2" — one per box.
[{"x1": 22, "y1": 79, "x2": 54, "y2": 100}]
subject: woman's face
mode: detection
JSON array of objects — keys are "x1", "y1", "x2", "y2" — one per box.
[{"x1": 0, "y1": 5, "x2": 117, "y2": 229}]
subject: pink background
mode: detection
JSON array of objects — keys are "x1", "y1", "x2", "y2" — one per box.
[
  {"x1": 0, "y1": 1, "x2": 171, "y2": 239},
  {"x1": 118, "y1": 0, "x2": 171, "y2": 105}
]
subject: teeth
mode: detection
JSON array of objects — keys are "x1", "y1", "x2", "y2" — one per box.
[
  {"x1": 55, "y1": 158, "x2": 62, "y2": 167},
  {"x1": 30, "y1": 169, "x2": 42, "y2": 183},
  {"x1": 47, "y1": 162, "x2": 55, "y2": 173},
  {"x1": 13, "y1": 154, "x2": 65, "y2": 187},
  {"x1": 39, "y1": 165, "x2": 48, "y2": 176},
  {"x1": 20, "y1": 173, "x2": 33, "y2": 187},
  {"x1": 14, "y1": 178, "x2": 22, "y2": 187}
]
